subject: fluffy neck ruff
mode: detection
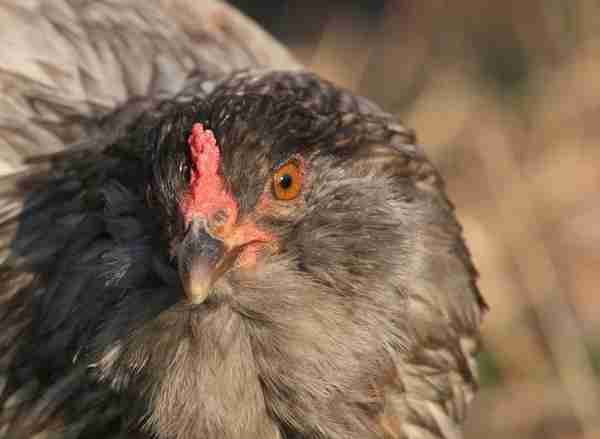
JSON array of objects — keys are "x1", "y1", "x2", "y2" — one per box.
[{"x1": 98, "y1": 303, "x2": 280, "y2": 439}]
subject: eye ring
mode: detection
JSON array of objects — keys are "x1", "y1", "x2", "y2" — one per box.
[{"x1": 272, "y1": 160, "x2": 303, "y2": 201}]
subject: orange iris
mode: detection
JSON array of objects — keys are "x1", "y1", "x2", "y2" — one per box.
[{"x1": 272, "y1": 161, "x2": 303, "y2": 200}]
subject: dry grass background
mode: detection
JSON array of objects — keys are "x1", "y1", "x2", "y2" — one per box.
[{"x1": 233, "y1": 1, "x2": 600, "y2": 438}]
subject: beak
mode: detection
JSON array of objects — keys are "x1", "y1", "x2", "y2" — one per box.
[{"x1": 176, "y1": 218, "x2": 235, "y2": 304}]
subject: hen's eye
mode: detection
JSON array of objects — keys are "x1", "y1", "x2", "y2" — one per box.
[{"x1": 273, "y1": 161, "x2": 303, "y2": 200}]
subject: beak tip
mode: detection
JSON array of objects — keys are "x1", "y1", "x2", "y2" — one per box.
[
  {"x1": 188, "y1": 292, "x2": 210, "y2": 305},
  {"x1": 181, "y1": 277, "x2": 212, "y2": 304},
  {"x1": 177, "y1": 219, "x2": 225, "y2": 304}
]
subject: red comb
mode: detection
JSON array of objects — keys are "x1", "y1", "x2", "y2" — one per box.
[
  {"x1": 180, "y1": 123, "x2": 238, "y2": 225},
  {"x1": 188, "y1": 123, "x2": 220, "y2": 179}
]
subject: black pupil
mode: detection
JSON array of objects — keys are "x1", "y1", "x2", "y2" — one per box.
[{"x1": 279, "y1": 174, "x2": 293, "y2": 190}]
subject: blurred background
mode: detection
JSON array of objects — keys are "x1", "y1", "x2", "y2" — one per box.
[{"x1": 231, "y1": 1, "x2": 600, "y2": 438}]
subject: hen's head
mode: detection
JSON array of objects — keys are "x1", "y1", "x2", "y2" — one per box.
[{"x1": 93, "y1": 72, "x2": 484, "y2": 439}]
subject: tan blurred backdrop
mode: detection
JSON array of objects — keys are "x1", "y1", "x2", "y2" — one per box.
[{"x1": 233, "y1": 1, "x2": 600, "y2": 438}]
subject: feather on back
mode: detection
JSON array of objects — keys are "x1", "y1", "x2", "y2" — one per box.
[{"x1": 0, "y1": 0, "x2": 299, "y2": 173}]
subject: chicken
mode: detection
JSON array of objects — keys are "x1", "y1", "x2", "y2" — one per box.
[{"x1": 0, "y1": 1, "x2": 487, "y2": 439}]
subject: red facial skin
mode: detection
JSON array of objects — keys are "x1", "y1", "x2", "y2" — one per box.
[{"x1": 179, "y1": 123, "x2": 274, "y2": 268}]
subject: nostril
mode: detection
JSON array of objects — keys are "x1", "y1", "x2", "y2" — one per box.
[
  {"x1": 208, "y1": 209, "x2": 229, "y2": 237},
  {"x1": 212, "y1": 209, "x2": 228, "y2": 227}
]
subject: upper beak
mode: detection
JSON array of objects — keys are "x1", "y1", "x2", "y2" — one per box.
[{"x1": 176, "y1": 218, "x2": 236, "y2": 304}]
